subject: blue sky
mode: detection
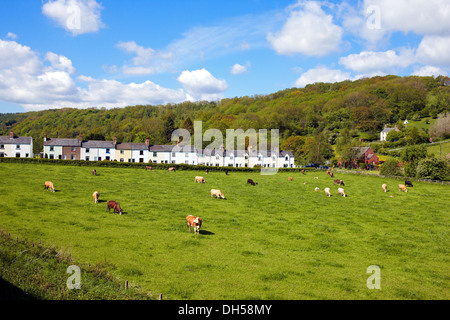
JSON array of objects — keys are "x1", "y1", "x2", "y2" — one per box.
[{"x1": 0, "y1": 0, "x2": 449, "y2": 114}]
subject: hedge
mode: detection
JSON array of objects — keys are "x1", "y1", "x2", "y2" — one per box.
[{"x1": 0, "y1": 157, "x2": 320, "y2": 173}]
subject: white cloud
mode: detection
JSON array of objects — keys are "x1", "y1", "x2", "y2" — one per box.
[
  {"x1": 412, "y1": 65, "x2": 448, "y2": 77},
  {"x1": 267, "y1": 1, "x2": 343, "y2": 56},
  {"x1": 45, "y1": 52, "x2": 76, "y2": 74},
  {"x1": 6, "y1": 32, "x2": 17, "y2": 40},
  {"x1": 363, "y1": 0, "x2": 450, "y2": 36},
  {"x1": 339, "y1": 49, "x2": 416, "y2": 74},
  {"x1": 42, "y1": 0, "x2": 104, "y2": 36},
  {"x1": 177, "y1": 68, "x2": 228, "y2": 101},
  {"x1": 416, "y1": 35, "x2": 450, "y2": 67},
  {"x1": 231, "y1": 63, "x2": 250, "y2": 75},
  {"x1": 0, "y1": 39, "x2": 189, "y2": 111},
  {"x1": 294, "y1": 66, "x2": 351, "y2": 88}
]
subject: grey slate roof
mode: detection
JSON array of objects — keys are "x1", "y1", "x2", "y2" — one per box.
[
  {"x1": 82, "y1": 140, "x2": 115, "y2": 148},
  {"x1": 0, "y1": 136, "x2": 32, "y2": 144},
  {"x1": 43, "y1": 138, "x2": 81, "y2": 147}
]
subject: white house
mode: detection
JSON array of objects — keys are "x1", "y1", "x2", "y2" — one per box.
[
  {"x1": 380, "y1": 125, "x2": 399, "y2": 141},
  {"x1": 81, "y1": 140, "x2": 116, "y2": 161},
  {"x1": 0, "y1": 131, "x2": 33, "y2": 158}
]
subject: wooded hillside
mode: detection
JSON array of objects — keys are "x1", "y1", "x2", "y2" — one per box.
[{"x1": 1, "y1": 75, "x2": 449, "y2": 164}]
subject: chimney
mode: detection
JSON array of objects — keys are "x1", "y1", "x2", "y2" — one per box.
[
  {"x1": 113, "y1": 136, "x2": 117, "y2": 146},
  {"x1": 78, "y1": 134, "x2": 83, "y2": 142},
  {"x1": 146, "y1": 138, "x2": 150, "y2": 147},
  {"x1": 44, "y1": 133, "x2": 47, "y2": 142},
  {"x1": 10, "y1": 131, "x2": 14, "y2": 140}
]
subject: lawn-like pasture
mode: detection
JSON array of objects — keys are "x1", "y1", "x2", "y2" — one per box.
[{"x1": 0, "y1": 163, "x2": 449, "y2": 300}]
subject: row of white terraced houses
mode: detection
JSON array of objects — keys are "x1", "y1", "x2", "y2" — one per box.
[{"x1": 41, "y1": 134, "x2": 295, "y2": 168}]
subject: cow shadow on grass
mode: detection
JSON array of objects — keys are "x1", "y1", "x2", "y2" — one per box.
[{"x1": 199, "y1": 230, "x2": 214, "y2": 236}]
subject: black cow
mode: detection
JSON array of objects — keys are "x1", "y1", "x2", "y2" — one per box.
[
  {"x1": 405, "y1": 180, "x2": 413, "y2": 187},
  {"x1": 247, "y1": 179, "x2": 258, "y2": 186}
]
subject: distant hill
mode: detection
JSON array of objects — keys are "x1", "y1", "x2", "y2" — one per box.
[{"x1": 1, "y1": 75, "x2": 449, "y2": 156}]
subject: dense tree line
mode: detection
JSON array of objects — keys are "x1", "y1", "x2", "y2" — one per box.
[{"x1": 1, "y1": 75, "x2": 449, "y2": 165}]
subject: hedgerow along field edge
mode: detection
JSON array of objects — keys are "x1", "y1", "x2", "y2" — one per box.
[{"x1": 0, "y1": 163, "x2": 449, "y2": 300}]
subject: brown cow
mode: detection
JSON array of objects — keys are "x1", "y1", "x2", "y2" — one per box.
[
  {"x1": 288, "y1": 177, "x2": 293, "y2": 181},
  {"x1": 92, "y1": 191, "x2": 100, "y2": 203},
  {"x1": 145, "y1": 166, "x2": 153, "y2": 171},
  {"x1": 186, "y1": 215, "x2": 202, "y2": 235},
  {"x1": 44, "y1": 181, "x2": 55, "y2": 192},
  {"x1": 301, "y1": 169, "x2": 305, "y2": 175},
  {"x1": 92, "y1": 169, "x2": 97, "y2": 176},
  {"x1": 107, "y1": 200, "x2": 123, "y2": 215},
  {"x1": 334, "y1": 179, "x2": 345, "y2": 186},
  {"x1": 168, "y1": 167, "x2": 176, "y2": 172},
  {"x1": 398, "y1": 184, "x2": 408, "y2": 192}
]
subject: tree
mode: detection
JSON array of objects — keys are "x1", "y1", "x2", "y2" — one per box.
[
  {"x1": 401, "y1": 144, "x2": 428, "y2": 177},
  {"x1": 416, "y1": 156, "x2": 449, "y2": 180},
  {"x1": 306, "y1": 132, "x2": 334, "y2": 164},
  {"x1": 380, "y1": 158, "x2": 402, "y2": 176},
  {"x1": 430, "y1": 113, "x2": 450, "y2": 140}
]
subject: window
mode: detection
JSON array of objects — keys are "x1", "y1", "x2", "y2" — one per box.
[
  {"x1": 120, "y1": 150, "x2": 124, "y2": 154},
  {"x1": 86, "y1": 148, "x2": 90, "y2": 153},
  {"x1": 98, "y1": 157, "x2": 102, "y2": 161},
  {"x1": 139, "y1": 158, "x2": 144, "y2": 163},
  {"x1": 185, "y1": 153, "x2": 189, "y2": 158},
  {"x1": 0, "y1": 144, "x2": 4, "y2": 149},
  {"x1": 16, "y1": 153, "x2": 20, "y2": 158},
  {"x1": 71, "y1": 147, "x2": 76, "y2": 152},
  {"x1": 258, "y1": 156, "x2": 262, "y2": 161},
  {"x1": 106, "y1": 156, "x2": 110, "y2": 161},
  {"x1": 285, "y1": 156, "x2": 289, "y2": 161},
  {"x1": 153, "y1": 152, "x2": 157, "y2": 157},
  {"x1": 185, "y1": 161, "x2": 189, "y2": 164},
  {"x1": 16, "y1": 145, "x2": 20, "y2": 149},
  {"x1": 120, "y1": 158, "x2": 124, "y2": 162},
  {"x1": 49, "y1": 154, "x2": 54, "y2": 159},
  {"x1": 50, "y1": 146, "x2": 54, "y2": 151},
  {"x1": 172, "y1": 152, "x2": 176, "y2": 157},
  {"x1": 106, "y1": 148, "x2": 110, "y2": 154},
  {"x1": 140, "y1": 150, "x2": 144, "y2": 156},
  {"x1": 85, "y1": 156, "x2": 90, "y2": 161},
  {"x1": 71, "y1": 155, "x2": 76, "y2": 160},
  {"x1": 216, "y1": 155, "x2": 220, "y2": 160},
  {"x1": 25, "y1": 153, "x2": 29, "y2": 158}
]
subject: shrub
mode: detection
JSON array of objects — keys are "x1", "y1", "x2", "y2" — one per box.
[
  {"x1": 416, "y1": 157, "x2": 450, "y2": 180},
  {"x1": 380, "y1": 158, "x2": 402, "y2": 176}
]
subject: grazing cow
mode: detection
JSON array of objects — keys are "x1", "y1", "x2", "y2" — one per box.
[
  {"x1": 225, "y1": 169, "x2": 229, "y2": 175},
  {"x1": 405, "y1": 180, "x2": 413, "y2": 187},
  {"x1": 186, "y1": 215, "x2": 202, "y2": 235},
  {"x1": 211, "y1": 189, "x2": 225, "y2": 199},
  {"x1": 324, "y1": 187, "x2": 331, "y2": 197},
  {"x1": 168, "y1": 167, "x2": 176, "y2": 172},
  {"x1": 314, "y1": 177, "x2": 319, "y2": 180},
  {"x1": 107, "y1": 200, "x2": 123, "y2": 215},
  {"x1": 288, "y1": 177, "x2": 293, "y2": 181},
  {"x1": 92, "y1": 191, "x2": 100, "y2": 203},
  {"x1": 329, "y1": 172, "x2": 334, "y2": 178},
  {"x1": 92, "y1": 169, "x2": 97, "y2": 176},
  {"x1": 205, "y1": 169, "x2": 209, "y2": 175},
  {"x1": 44, "y1": 181, "x2": 55, "y2": 192},
  {"x1": 382, "y1": 184, "x2": 388, "y2": 193},
  {"x1": 334, "y1": 179, "x2": 345, "y2": 186},
  {"x1": 195, "y1": 176, "x2": 206, "y2": 183},
  {"x1": 338, "y1": 187, "x2": 347, "y2": 197},
  {"x1": 145, "y1": 166, "x2": 153, "y2": 171},
  {"x1": 398, "y1": 184, "x2": 408, "y2": 192},
  {"x1": 247, "y1": 179, "x2": 258, "y2": 186},
  {"x1": 301, "y1": 169, "x2": 305, "y2": 175}
]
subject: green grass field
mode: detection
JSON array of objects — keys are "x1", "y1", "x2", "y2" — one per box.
[{"x1": 0, "y1": 163, "x2": 449, "y2": 300}]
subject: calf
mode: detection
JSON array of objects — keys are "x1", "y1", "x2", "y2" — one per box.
[
  {"x1": 338, "y1": 187, "x2": 347, "y2": 197},
  {"x1": 334, "y1": 179, "x2": 345, "y2": 186},
  {"x1": 324, "y1": 187, "x2": 331, "y2": 197},
  {"x1": 186, "y1": 215, "x2": 202, "y2": 235},
  {"x1": 247, "y1": 179, "x2": 258, "y2": 186},
  {"x1": 107, "y1": 200, "x2": 123, "y2": 215},
  {"x1": 301, "y1": 169, "x2": 305, "y2": 175},
  {"x1": 382, "y1": 184, "x2": 388, "y2": 193},
  {"x1": 44, "y1": 181, "x2": 55, "y2": 192},
  {"x1": 168, "y1": 167, "x2": 176, "y2": 172},
  {"x1": 195, "y1": 176, "x2": 206, "y2": 183},
  {"x1": 92, "y1": 191, "x2": 100, "y2": 203},
  {"x1": 92, "y1": 169, "x2": 97, "y2": 176},
  {"x1": 211, "y1": 189, "x2": 226, "y2": 199},
  {"x1": 288, "y1": 177, "x2": 293, "y2": 181},
  {"x1": 398, "y1": 184, "x2": 408, "y2": 192},
  {"x1": 405, "y1": 180, "x2": 413, "y2": 187}
]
